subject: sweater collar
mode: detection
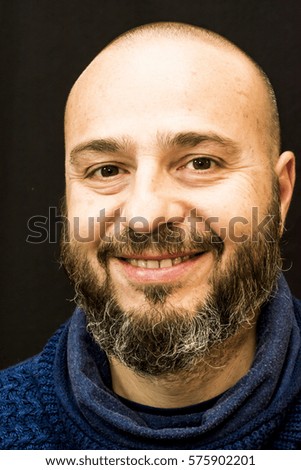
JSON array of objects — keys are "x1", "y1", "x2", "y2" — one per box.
[{"x1": 61, "y1": 275, "x2": 301, "y2": 449}]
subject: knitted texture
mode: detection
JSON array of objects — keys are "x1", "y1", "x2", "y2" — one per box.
[
  {"x1": 1, "y1": 284, "x2": 301, "y2": 449},
  {"x1": 1, "y1": 321, "x2": 301, "y2": 449},
  {"x1": 0, "y1": 328, "x2": 65, "y2": 449}
]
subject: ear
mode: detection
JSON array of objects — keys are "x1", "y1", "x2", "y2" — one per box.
[{"x1": 274, "y1": 151, "x2": 295, "y2": 228}]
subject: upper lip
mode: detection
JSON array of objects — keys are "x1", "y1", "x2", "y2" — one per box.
[{"x1": 115, "y1": 251, "x2": 204, "y2": 261}]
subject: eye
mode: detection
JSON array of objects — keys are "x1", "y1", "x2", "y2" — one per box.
[
  {"x1": 92, "y1": 165, "x2": 125, "y2": 178},
  {"x1": 186, "y1": 157, "x2": 213, "y2": 170}
]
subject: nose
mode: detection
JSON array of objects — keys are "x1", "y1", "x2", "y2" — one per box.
[{"x1": 121, "y1": 161, "x2": 186, "y2": 233}]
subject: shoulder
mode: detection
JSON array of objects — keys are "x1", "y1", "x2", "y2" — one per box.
[
  {"x1": 0, "y1": 355, "x2": 41, "y2": 405},
  {"x1": 272, "y1": 391, "x2": 301, "y2": 449},
  {"x1": 0, "y1": 356, "x2": 50, "y2": 448},
  {"x1": 0, "y1": 356, "x2": 40, "y2": 407},
  {"x1": 292, "y1": 296, "x2": 301, "y2": 333},
  {"x1": 293, "y1": 296, "x2": 301, "y2": 315},
  {"x1": 273, "y1": 296, "x2": 301, "y2": 449},
  {"x1": 0, "y1": 323, "x2": 68, "y2": 449}
]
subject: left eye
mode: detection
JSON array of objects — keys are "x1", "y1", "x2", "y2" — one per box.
[
  {"x1": 94, "y1": 165, "x2": 122, "y2": 178},
  {"x1": 186, "y1": 157, "x2": 213, "y2": 170}
]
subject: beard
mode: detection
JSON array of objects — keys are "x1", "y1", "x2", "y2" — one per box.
[{"x1": 60, "y1": 187, "x2": 282, "y2": 377}]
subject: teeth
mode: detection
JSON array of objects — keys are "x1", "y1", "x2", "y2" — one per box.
[
  {"x1": 136, "y1": 259, "x2": 147, "y2": 268},
  {"x1": 147, "y1": 260, "x2": 160, "y2": 269},
  {"x1": 159, "y1": 258, "x2": 173, "y2": 268},
  {"x1": 129, "y1": 259, "x2": 138, "y2": 266},
  {"x1": 126, "y1": 254, "x2": 201, "y2": 269},
  {"x1": 136, "y1": 259, "x2": 160, "y2": 269}
]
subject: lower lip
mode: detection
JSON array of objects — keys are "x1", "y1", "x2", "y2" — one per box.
[{"x1": 113, "y1": 253, "x2": 208, "y2": 283}]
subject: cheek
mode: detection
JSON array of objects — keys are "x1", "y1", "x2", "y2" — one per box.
[
  {"x1": 67, "y1": 201, "x2": 100, "y2": 244},
  {"x1": 188, "y1": 180, "x2": 271, "y2": 246},
  {"x1": 66, "y1": 183, "x2": 122, "y2": 242}
]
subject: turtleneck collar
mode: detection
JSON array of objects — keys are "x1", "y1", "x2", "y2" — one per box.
[{"x1": 59, "y1": 275, "x2": 301, "y2": 449}]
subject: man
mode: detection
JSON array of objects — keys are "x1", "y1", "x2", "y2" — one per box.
[{"x1": 0, "y1": 22, "x2": 300, "y2": 450}]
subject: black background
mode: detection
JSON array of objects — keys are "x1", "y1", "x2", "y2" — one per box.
[{"x1": 0, "y1": 0, "x2": 300, "y2": 369}]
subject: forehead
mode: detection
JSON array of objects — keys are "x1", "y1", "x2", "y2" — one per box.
[{"x1": 65, "y1": 37, "x2": 267, "y2": 154}]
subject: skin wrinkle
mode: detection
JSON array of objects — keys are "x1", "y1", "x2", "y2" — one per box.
[{"x1": 62, "y1": 22, "x2": 295, "y2": 408}]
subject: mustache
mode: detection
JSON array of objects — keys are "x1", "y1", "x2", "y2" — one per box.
[{"x1": 96, "y1": 223, "x2": 224, "y2": 264}]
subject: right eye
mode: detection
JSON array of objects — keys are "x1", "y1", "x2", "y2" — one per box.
[
  {"x1": 96, "y1": 165, "x2": 120, "y2": 177},
  {"x1": 89, "y1": 164, "x2": 127, "y2": 179}
]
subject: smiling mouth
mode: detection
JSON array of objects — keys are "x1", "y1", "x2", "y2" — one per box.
[{"x1": 120, "y1": 252, "x2": 205, "y2": 269}]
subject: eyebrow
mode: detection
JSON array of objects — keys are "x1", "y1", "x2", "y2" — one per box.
[
  {"x1": 69, "y1": 131, "x2": 239, "y2": 163},
  {"x1": 158, "y1": 131, "x2": 240, "y2": 152},
  {"x1": 70, "y1": 137, "x2": 131, "y2": 164}
]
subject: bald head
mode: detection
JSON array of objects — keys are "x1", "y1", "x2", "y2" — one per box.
[{"x1": 65, "y1": 22, "x2": 280, "y2": 159}]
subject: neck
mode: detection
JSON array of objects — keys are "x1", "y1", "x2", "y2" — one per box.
[{"x1": 109, "y1": 325, "x2": 257, "y2": 408}]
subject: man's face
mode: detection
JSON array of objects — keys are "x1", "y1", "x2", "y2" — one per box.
[{"x1": 62, "y1": 38, "x2": 283, "y2": 374}]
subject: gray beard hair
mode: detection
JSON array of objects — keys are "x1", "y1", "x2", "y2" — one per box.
[{"x1": 61, "y1": 195, "x2": 282, "y2": 377}]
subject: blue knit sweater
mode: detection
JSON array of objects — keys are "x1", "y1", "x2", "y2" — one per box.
[{"x1": 1, "y1": 276, "x2": 301, "y2": 449}]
